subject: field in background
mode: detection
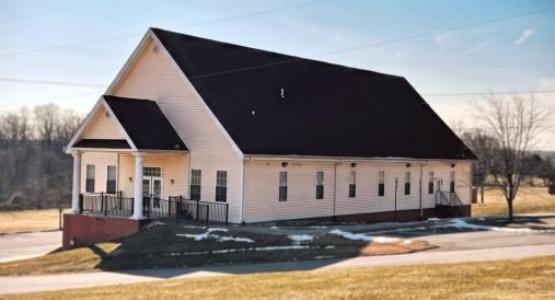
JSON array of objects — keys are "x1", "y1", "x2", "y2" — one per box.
[
  {"x1": 0, "y1": 209, "x2": 63, "y2": 234},
  {"x1": 4, "y1": 255, "x2": 555, "y2": 300},
  {"x1": 473, "y1": 187, "x2": 555, "y2": 217}
]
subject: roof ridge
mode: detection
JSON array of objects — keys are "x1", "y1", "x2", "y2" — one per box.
[{"x1": 149, "y1": 27, "x2": 404, "y2": 80}]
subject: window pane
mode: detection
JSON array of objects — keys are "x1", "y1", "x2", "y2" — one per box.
[
  {"x1": 86, "y1": 165, "x2": 95, "y2": 179},
  {"x1": 379, "y1": 171, "x2": 385, "y2": 184},
  {"x1": 349, "y1": 184, "x2": 356, "y2": 198},
  {"x1": 405, "y1": 171, "x2": 411, "y2": 183},
  {"x1": 450, "y1": 171, "x2": 456, "y2": 193},
  {"x1": 86, "y1": 165, "x2": 95, "y2": 193},
  {"x1": 191, "y1": 169, "x2": 201, "y2": 185},
  {"x1": 279, "y1": 186, "x2": 287, "y2": 201},
  {"x1": 349, "y1": 171, "x2": 356, "y2": 184},
  {"x1": 144, "y1": 167, "x2": 161, "y2": 177},
  {"x1": 316, "y1": 171, "x2": 324, "y2": 185},
  {"x1": 316, "y1": 185, "x2": 324, "y2": 199},
  {"x1": 216, "y1": 171, "x2": 227, "y2": 187},
  {"x1": 378, "y1": 183, "x2": 385, "y2": 196},
  {"x1": 279, "y1": 171, "x2": 287, "y2": 186}
]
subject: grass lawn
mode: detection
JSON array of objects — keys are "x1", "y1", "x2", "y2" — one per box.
[
  {"x1": 4, "y1": 255, "x2": 555, "y2": 300},
  {"x1": 0, "y1": 209, "x2": 63, "y2": 234},
  {"x1": 472, "y1": 187, "x2": 555, "y2": 217},
  {"x1": 0, "y1": 223, "x2": 433, "y2": 276}
]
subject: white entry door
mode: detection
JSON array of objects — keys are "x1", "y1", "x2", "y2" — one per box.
[{"x1": 142, "y1": 167, "x2": 162, "y2": 209}]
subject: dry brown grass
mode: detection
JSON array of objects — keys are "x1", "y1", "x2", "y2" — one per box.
[
  {"x1": 359, "y1": 240, "x2": 435, "y2": 256},
  {"x1": 0, "y1": 209, "x2": 65, "y2": 234},
  {"x1": 473, "y1": 187, "x2": 555, "y2": 217},
  {"x1": 4, "y1": 255, "x2": 555, "y2": 300},
  {"x1": 0, "y1": 243, "x2": 119, "y2": 276}
]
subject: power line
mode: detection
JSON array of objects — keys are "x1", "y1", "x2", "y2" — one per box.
[
  {"x1": 422, "y1": 90, "x2": 555, "y2": 97},
  {"x1": 190, "y1": 6, "x2": 555, "y2": 80},
  {"x1": 0, "y1": 78, "x2": 106, "y2": 88},
  {"x1": 1, "y1": 76, "x2": 554, "y2": 98},
  {"x1": 0, "y1": 0, "x2": 331, "y2": 58}
]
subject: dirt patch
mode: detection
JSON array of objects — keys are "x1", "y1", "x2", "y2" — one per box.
[{"x1": 359, "y1": 240, "x2": 436, "y2": 256}]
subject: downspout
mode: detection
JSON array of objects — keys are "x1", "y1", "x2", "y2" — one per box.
[
  {"x1": 241, "y1": 159, "x2": 246, "y2": 224},
  {"x1": 333, "y1": 162, "x2": 339, "y2": 222},
  {"x1": 418, "y1": 162, "x2": 424, "y2": 220}
]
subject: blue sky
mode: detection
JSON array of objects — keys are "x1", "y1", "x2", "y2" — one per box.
[{"x1": 1, "y1": 0, "x2": 554, "y2": 149}]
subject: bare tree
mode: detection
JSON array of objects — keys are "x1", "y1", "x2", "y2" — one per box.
[
  {"x1": 33, "y1": 103, "x2": 60, "y2": 146},
  {"x1": 461, "y1": 129, "x2": 499, "y2": 204},
  {"x1": 477, "y1": 93, "x2": 551, "y2": 220}
]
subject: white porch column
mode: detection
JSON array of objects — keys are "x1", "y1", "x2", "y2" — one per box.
[
  {"x1": 131, "y1": 152, "x2": 144, "y2": 219},
  {"x1": 70, "y1": 151, "x2": 82, "y2": 214}
]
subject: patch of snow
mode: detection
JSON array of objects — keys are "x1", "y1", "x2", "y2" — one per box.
[
  {"x1": 402, "y1": 240, "x2": 413, "y2": 245},
  {"x1": 214, "y1": 235, "x2": 255, "y2": 243},
  {"x1": 270, "y1": 226, "x2": 279, "y2": 230},
  {"x1": 315, "y1": 255, "x2": 334, "y2": 260},
  {"x1": 477, "y1": 217, "x2": 486, "y2": 221},
  {"x1": 329, "y1": 229, "x2": 399, "y2": 243},
  {"x1": 426, "y1": 217, "x2": 441, "y2": 222},
  {"x1": 255, "y1": 245, "x2": 310, "y2": 251},
  {"x1": 309, "y1": 225, "x2": 328, "y2": 229},
  {"x1": 437, "y1": 219, "x2": 555, "y2": 233},
  {"x1": 144, "y1": 221, "x2": 165, "y2": 229},
  {"x1": 288, "y1": 234, "x2": 314, "y2": 244},
  {"x1": 176, "y1": 228, "x2": 228, "y2": 241},
  {"x1": 324, "y1": 245, "x2": 336, "y2": 249}
]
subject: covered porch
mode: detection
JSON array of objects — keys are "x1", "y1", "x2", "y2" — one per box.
[{"x1": 65, "y1": 95, "x2": 228, "y2": 223}]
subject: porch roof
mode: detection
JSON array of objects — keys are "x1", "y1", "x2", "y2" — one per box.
[
  {"x1": 103, "y1": 95, "x2": 188, "y2": 151},
  {"x1": 73, "y1": 139, "x2": 131, "y2": 149}
]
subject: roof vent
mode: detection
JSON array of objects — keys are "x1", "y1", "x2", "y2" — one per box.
[
  {"x1": 152, "y1": 46, "x2": 159, "y2": 53},
  {"x1": 280, "y1": 88, "x2": 285, "y2": 99}
]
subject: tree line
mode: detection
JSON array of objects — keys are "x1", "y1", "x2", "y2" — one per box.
[{"x1": 0, "y1": 103, "x2": 81, "y2": 209}]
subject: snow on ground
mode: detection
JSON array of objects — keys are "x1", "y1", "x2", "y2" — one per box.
[
  {"x1": 269, "y1": 226, "x2": 279, "y2": 230},
  {"x1": 426, "y1": 217, "x2": 441, "y2": 222},
  {"x1": 437, "y1": 219, "x2": 555, "y2": 233},
  {"x1": 213, "y1": 235, "x2": 254, "y2": 243},
  {"x1": 288, "y1": 234, "x2": 314, "y2": 244},
  {"x1": 329, "y1": 229, "x2": 400, "y2": 243},
  {"x1": 175, "y1": 227, "x2": 254, "y2": 243}
]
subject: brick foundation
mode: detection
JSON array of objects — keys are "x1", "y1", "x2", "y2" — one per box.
[{"x1": 62, "y1": 214, "x2": 143, "y2": 249}]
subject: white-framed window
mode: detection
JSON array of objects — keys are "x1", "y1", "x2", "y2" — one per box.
[
  {"x1": 450, "y1": 171, "x2": 456, "y2": 193},
  {"x1": 404, "y1": 171, "x2": 411, "y2": 195},
  {"x1": 279, "y1": 171, "x2": 287, "y2": 201},
  {"x1": 428, "y1": 171, "x2": 434, "y2": 194},
  {"x1": 378, "y1": 170, "x2": 385, "y2": 196},
  {"x1": 316, "y1": 171, "x2": 324, "y2": 199},
  {"x1": 106, "y1": 165, "x2": 116, "y2": 194},
  {"x1": 216, "y1": 171, "x2": 227, "y2": 202},
  {"x1": 86, "y1": 164, "x2": 95, "y2": 193},
  {"x1": 349, "y1": 171, "x2": 356, "y2": 198},
  {"x1": 190, "y1": 169, "x2": 201, "y2": 200}
]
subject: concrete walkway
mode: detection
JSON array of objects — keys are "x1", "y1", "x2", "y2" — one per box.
[
  {"x1": 1, "y1": 242, "x2": 554, "y2": 295},
  {"x1": 0, "y1": 231, "x2": 61, "y2": 263}
]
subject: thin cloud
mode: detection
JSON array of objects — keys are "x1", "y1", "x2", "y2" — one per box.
[
  {"x1": 464, "y1": 39, "x2": 496, "y2": 55},
  {"x1": 434, "y1": 32, "x2": 458, "y2": 48},
  {"x1": 514, "y1": 28, "x2": 536, "y2": 45}
]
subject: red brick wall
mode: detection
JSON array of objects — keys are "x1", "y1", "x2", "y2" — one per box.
[{"x1": 62, "y1": 214, "x2": 141, "y2": 249}]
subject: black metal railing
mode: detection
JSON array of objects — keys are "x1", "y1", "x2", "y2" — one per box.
[
  {"x1": 79, "y1": 193, "x2": 228, "y2": 224},
  {"x1": 80, "y1": 192, "x2": 134, "y2": 218}
]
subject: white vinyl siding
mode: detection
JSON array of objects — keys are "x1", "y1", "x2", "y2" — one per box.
[
  {"x1": 80, "y1": 106, "x2": 124, "y2": 140},
  {"x1": 244, "y1": 160, "x2": 472, "y2": 223}
]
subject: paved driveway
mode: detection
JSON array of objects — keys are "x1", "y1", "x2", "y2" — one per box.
[
  {"x1": 0, "y1": 231, "x2": 61, "y2": 263},
  {"x1": 1, "y1": 230, "x2": 554, "y2": 295}
]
